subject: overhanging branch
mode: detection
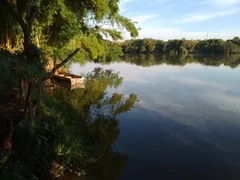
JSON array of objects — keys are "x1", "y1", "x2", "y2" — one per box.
[
  {"x1": 43, "y1": 41, "x2": 91, "y2": 81},
  {"x1": 47, "y1": 48, "x2": 80, "y2": 79}
]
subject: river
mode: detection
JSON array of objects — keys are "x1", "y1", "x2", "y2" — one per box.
[{"x1": 70, "y1": 54, "x2": 240, "y2": 180}]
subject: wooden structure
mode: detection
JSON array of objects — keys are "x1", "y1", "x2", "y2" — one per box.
[
  {"x1": 52, "y1": 72, "x2": 85, "y2": 90},
  {"x1": 53, "y1": 72, "x2": 85, "y2": 84}
]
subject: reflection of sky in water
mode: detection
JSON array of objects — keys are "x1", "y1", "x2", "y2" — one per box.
[{"x1": 71, "y1": 62, "x2": 240, "y2": 180}]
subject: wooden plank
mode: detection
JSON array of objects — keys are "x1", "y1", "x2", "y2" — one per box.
[{"x1": 53, "y1": 73, "x2": 85, "y2": 84}]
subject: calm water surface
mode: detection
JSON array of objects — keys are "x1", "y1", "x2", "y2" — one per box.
[{"x1": 71, "y1": 55, "x2": 240, "y2": 180}]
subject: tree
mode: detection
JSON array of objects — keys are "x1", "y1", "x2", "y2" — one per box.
[
  {"x1": 1, "y1": 0, "x2": 138, "y2": 118},
  {"x1": 155, "y1": 40, "x2": 166, "y2": 53},
  {"x1": 140, "y1": 46, "x2": 146, "y2": 53},
  {"x1": 223, "y1": 40, "x2": 239, "y2": 54},
  {"x1": 166, "y1": 40, "x2": 180, "y2": 55},
  {"x1": 143, "y1": 38, "x2": 156, "y2": 53},
  {"x1": 232, "y1": 37, "x2": 240, "y2": 46},
  {"x1": 195, "y1": 39, "x2": 224, "y2": 53}
]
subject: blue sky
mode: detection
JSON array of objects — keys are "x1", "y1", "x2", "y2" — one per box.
[{"x1": 119, "y1": 0, "x2": 240, "y2": 40}]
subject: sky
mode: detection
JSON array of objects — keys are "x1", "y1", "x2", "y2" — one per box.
[{"x1": 119, "y1": 0, "x2": 240, "y2": 40}]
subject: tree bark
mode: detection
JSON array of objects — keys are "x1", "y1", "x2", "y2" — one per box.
[
  {"x1": 24, "y1": 82, "x2": 34, "y2": 117},
  {"x1": 33, "y1": 85, "x2": 42, "y2": 115},
  {"x1": 6, "y1": 0, "x2": 28, "y2": 34},
  {"x1": 0, "y1": 119, "x2": 13, "y2": 152},
  {"x1": 19, "y1": 79, "x2": 25, "y2": 99},
  {"x1": 6, "y1": 0, "x2": 38, "y2": 59}
]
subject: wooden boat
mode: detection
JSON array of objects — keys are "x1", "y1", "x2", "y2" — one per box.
[
  {"x1": 53, "y1": 72, "x2": 85, "y2": 84},
  {"x1": 55, "y1": 81, "x2": 85, "y2": 90}
]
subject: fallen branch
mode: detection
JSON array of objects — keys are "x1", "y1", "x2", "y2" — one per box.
[{"x1": 46, "y1": 48, "x2": 80, "y2": 80}]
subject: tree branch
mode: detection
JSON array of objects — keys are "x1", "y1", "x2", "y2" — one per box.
[
  {"x1": 44, "y1": 41, "x2": 89, "y2": 81},
  {"x1": 27, "y1": 1, "x2": 39, "y2": 30},
  {"x1": 24, "y1": 82, "x2": 33, "y2": 117},
  {"x1": 6, "y1": 0, "x2": 27, "y2": 33},
  {"x1": 47, "y1": 48, "x2": 80, "y2": 79}
]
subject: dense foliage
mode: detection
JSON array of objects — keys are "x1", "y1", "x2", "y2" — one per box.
[
  {"x1": 0, "y1": 68, "x2": 137, "y2": 179},
  {"x1": 0, "y1": 0, "x2": 138, "y2": 179},
  {"x1": 121, "y1": 37, "x2": 240, "y2": 55},
  {"x1": 0, "y1": 0, "x2": 138, "y2": 61}
]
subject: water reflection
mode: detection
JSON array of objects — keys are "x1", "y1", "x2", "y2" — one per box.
[
  {"x1": 121, "y1": 54, "x2": 240, "y2": 68},
  {"x1": 88, "y1": 151, "x2": 128, "y2": 180},
  {"x1": 71, "y1": 54, "x2": 240, "y2": 180},
  {"x1": 49, "y1": 68, "x2": 137, "y2": 180},
  {"x1": 8, "y1": 68, "x2": 137, "y2": 180},
  {"x1": 62, "y1": 152, "x2": 127, "y2": 180}
]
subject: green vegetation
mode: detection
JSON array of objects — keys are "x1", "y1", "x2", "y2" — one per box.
[
  {"x1": 0, "y1": 0, "x2": 138, "y2": 179},
  {"x1": 0, "y1": 67, "x2": 138, "y2": 179},
  {"x1": 0, "y1": 0, "x2": 138, "y2": 60},
  {"x1": 121, "y1": 37, "x2": 240, "y2": 55}
]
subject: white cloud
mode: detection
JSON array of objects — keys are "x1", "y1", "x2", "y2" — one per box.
[
  {"x1": 171, "y1": 77, "x2": 229, "y2": 90},
  {"x1": 120, "y1": 8, "x2": 127, "y2": 13},
  {"x1": 131, "y1": 14, "x2": 159, "y2": 23},
  {"x1": 215, "y1": 0, "x2": 240, "y2": 5},
  {"x1": 155, "y1": 0, "x2": 167, "y2": 3},
  {"x1": 179, "y1": 8, "x2": 240, "y2": 24},
  {"x1": 201, "y1": 0, "x2": 240, "y2": 6},
  {"x1": 121, "y1": 0, "x2": 133, "y2": 5},
  {"x1": 134, "y1": 25, "x2": 240, "y2": 40},
  {"x1": 138, "y1": 26, "x2": 207, "y2": 40},
  {"x1": 204, "y1": 92, "x2": 240, "y2": 113}
]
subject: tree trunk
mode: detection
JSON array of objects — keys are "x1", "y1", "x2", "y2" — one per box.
[
  {"x1": 24, "y1": 82, "x2": 34, "y2": 117},
  {"x1": 33, "y1": 85, "x2": 42, "y2": 115},
  {"x1": 0, "y1": 119, "x2": 13, "y2": 152},
  {"x1": 19, "y1": 79, "x2": 25, "y2": 104},
  {"x1": 6, "y1": 0, "x2": 37, "y2": 60},
  {"x1": 24, "y1": 31, "x2": 37, "y2": 60}
]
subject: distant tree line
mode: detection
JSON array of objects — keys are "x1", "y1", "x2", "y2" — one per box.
[{"x1": 121, "y1": 37, "x2": 240, "y2": 55}]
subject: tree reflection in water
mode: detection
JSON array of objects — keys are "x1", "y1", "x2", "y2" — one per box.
[
  {"x1": 121, "y1": 54, "x2": 240, "y2": 68},
  {"x1": 4, "y1": 68, "x2": 137, "y2": 180},
  {"x1": 46, "y1": 67, "x2": 136, "y2": 179}
]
